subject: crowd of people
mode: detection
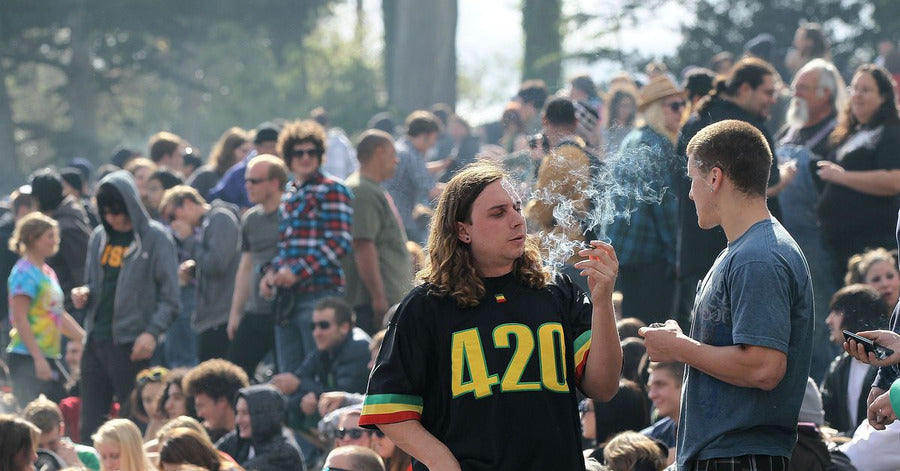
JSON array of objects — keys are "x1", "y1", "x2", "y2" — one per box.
[{"x1": 2, "y1": 21, "x2": 900, "y2": 471}]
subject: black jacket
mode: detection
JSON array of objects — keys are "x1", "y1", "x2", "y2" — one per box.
[
  {"x1": 291, "y1": 333, "x2": 370, "y2": 404},
  {"x1": 675, "y1": 97, "x2": 781, "y2": 279},
  {"x1": 48, "y1": 196, "x2": 91, "y2": 311},
  {"x1": 821, "y1": 353, "x2": 877, "y2": 435},
  {"x1": 216, "y1": 385, "x2": 306, "y2": 471}
]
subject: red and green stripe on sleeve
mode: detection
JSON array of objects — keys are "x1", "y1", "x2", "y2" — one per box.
[
  {"x1": 359, "y1": 393, "x2": 424, "y2": 426},
  {"x1": 573, "y1": 330, "x2": 591, "y2": 385}
]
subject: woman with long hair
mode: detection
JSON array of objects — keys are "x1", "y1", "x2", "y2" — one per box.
[
  {"x1": 129, "y1": 366, "x2": 168, "y2": 442},
  {"x1": 359, "y1": 161, "x2": 622, "y2": 470},
  {"x1": 92, "y1": 418, "x2": 154, "y2": 471},
  {"x1": 845, "y1": 247, "x2": 900, "y2": 309},
  {"x1": 158, "y1": 427, "x2": 241, "y2": 471},
  {"x1": 7, "y1": 212, "x2": 85, "y2": 407},
  {"x1": 0, "y1": 415, "x2": 40, "y2": 471},
  {"x1": 603, "y1": 87, "x2": 638, "y2": 153},
  {"x1": 818, "y1": 64, "x2": 900, "y2": 273},
  {"x1": 188, "y1": 127, "x2": 251, "y2": 199}
]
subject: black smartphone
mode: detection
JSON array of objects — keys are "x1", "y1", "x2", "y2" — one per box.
[{"x1": 843, "y1": 330, "x2": 895, "y2": 361}]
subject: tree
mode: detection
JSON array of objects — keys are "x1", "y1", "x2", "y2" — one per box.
[
  {"x1": 383, "y1": 0, "x2": 457, "y2": 115},
  {"x1": 522, "y1": 0, "x2": 562, "y2": 89}
]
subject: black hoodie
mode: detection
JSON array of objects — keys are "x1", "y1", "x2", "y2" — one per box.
[{"x1": 216, "y1": 385, "x2": 307, "y2": 471}]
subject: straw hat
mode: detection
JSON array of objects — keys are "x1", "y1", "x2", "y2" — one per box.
[{"x1": 638, "y1": 75, "x2": 684, "y2": 110}]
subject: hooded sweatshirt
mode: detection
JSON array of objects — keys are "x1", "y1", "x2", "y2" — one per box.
[
  {"x1": 216, "y1": 385, "x2": 307, "y2": 471},
  {"x1": 179, "y1": 199, "x2": 241, "y2": 332},
  {"x1": 82, "y1": 170, "x2": 180, "y2": 344}
]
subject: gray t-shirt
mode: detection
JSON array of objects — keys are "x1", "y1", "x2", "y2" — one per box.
[
  {"x1": 676, "y1": 219, "x2": 813, "y2": 469},
  {"x1": 241, "y1": 204, "x2": 279, "y2": 314},
  {"x1": 343, "y1": 173, "x2": 412, "y2": 307}
]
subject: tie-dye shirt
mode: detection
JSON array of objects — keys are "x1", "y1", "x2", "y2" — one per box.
[{"x1": 7, "y1": 259, "x2": 64, "y2": 358}]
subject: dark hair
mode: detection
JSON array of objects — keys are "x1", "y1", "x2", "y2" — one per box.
[
  {"x1": 182, "y1": 359, "x2": 249, "y2": 404},
  {"x1": 111, "y1": 147, "x2": 140, "y2": 168},
  {"x1": 278, "y1": 119, "x2": 327, "y2": 170},
  {"x1": 593, "y1": 380, "x2": 650, "y2": 444},
  {"x1": 159, "y1": 428, "x2": 223, "y2": 471},
  {"x1": 148, "y1": 132, "x2": 182, "y2": 163},
  {"x1": 798, "y1": 23, "x2": 830, "y2": 59},
  {"x1": 648, "y1": 361, "x2": 685, "y2": 387},
  {"x1": 310, "y1": 107, "x2": 329, "y2": 127},
  {"x1": 22, "y1": 395, "x2": 63, "y2": 433},
  {"x1": 606, "y1": 89, "x2": 637, "y2": 128},
  {"x1": 517, "y1": 79, "x2": 549, "y2": 109},
  {"x1": 429, "y1": 103, "x2": 453, "y2": 126},
  {"x1": 617, "y1": 317, "x2": 646, "y2": 341},
  {"x1": 356, "y1": 129, "x2": 394, "y2": 165},
  {"x1": 830, "y1": 284, "x2": 890, "y2": 333},
  {"x1": 157, "y1": 368, "x2": 196, "y2": 419},
  {"x1": 405, "y1": 111, "x2": 442, "y2": 137},
  {"x1": 712, "y1": 57, "x2": 776, "y2": 99},
  {"x1": 149, "y1": 169, "x2": 184, "y2": 190},
  {"x1": 368, "y1": 112, "x2": 396, "y2": 135},
  {"x1": 95, "y1": 182, "x2": 128, "y2": 216},
  {"x1": 683, "y1": 68, "x2": 716, "y2": 101},
  {"x1": 29, "y1": 168, "x2": 64, "y2": 211},
  {"x1": 686, "y1": 119, "x2": 772, "y2": 197},
  {"x1": 0, "y1": 415, "x2": 39, "y2": 471},
  {"x1": 710, "y1": 51, "x2": 734, "y2": 72},
  {"x1": 831, "y1": 64, "x2": 900, "y2": 145},
  {"x1": 131, "y1": 366, "x2": 168, "y2": 420},
  {"x1": 543, "y1": 97, "x2": 577, "y2": 126},
  {"x1": 571, "y1": 75, "x2": 598, "y2": 99},
  {"x1": 315, "y1": 296, "x2": 356, "y2": 327},
  {"x1": 621, "y1": 338, "x2": 647, "y2": 385}
]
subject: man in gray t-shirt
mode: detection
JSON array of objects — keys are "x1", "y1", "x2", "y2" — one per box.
[
  {"x1": 226, "y1": 155, "x2": 289, "y2": 379},
  {"x1": 641, "y1": 120, "x2": 812, "y2": 471}
]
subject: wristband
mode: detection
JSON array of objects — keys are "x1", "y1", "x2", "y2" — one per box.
[{"x1": 890, "y1": 380, "x2": 900, "y2": 417}]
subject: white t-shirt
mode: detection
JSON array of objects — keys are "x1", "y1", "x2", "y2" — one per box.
[{"x1": 847, "y1": 358, "x2": 869, "y2": 427}]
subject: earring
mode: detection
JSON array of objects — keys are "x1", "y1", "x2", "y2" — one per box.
[{"x1": 464, "y1": 236, "x2": 470, "y2": 242}]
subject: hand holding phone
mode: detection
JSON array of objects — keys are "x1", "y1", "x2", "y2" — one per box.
[{"x1": 843, "y1": 329, "x2": 898, "y2": 364}]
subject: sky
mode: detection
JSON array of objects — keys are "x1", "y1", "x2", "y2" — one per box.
[{"x1": 324, "y1": 0, "x2": 690, "y2": 122}]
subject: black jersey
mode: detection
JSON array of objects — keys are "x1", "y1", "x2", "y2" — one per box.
[{"x1": 360, "y1": 273, "x2": 593, "y2": 471}]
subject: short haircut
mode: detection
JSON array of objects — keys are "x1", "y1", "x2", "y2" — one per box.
[
  {"x1": 356, "y1": 129, "x2": 395, "y2": 165},
  {"x1": 326, "y1": 445, "x2": 385, "y2": 471},
  {"x1": 570, "y1": 74, "x2": 598, "y2": 98},
  {"x1": 22, "y1": 395, "x2": 62, "y2": 433},
  {"x1": 149, "y1": 169, "x2": 185, "y2": 190},
  {"x1": 310, "y1": 107, "x2": 329, "y2": 127},
  {"x1": 405, "y1": 111, "x2": 441, "y2": 137},
  {"x1": 830, "y1": 284, "x2": 890, "y2": 333},
  {"x1": 247, "y1": 154, "x2": 289, "y2": 188},
  {"x1": 686, "y1": 119, "x2": 772, "y2": 197},
  {"x1": 29, "y1": 168, "x2": 64, "y2": 211},
  {"x1": 617, "y1": 317, "x2": 646, "y2": 341},
  {"x1": 182, "y1": 359, "x2": 249, "y2": 403},
  {"x1": 603, "y1": 431, "x2": 667, "y2": 471},
  {"x1": 517, "y1": 79, "x2": 549, "y2": 109},
  {"x1": 648, "y1": 361, "x2": 685, "y2": 387},
  {"x1": 124, "y1": 157, "x2": 157, "y2": 175},
  {"x1": 429, "y1": 103, "x2": 453, "y2": 126},
  {"x1": 149, "y1": 132, "x2": 183, "y2": 163},
  {"x1": 717, "y1": 57, "x2": 777, "y2": 98},
  {"x1": 159, "y1": 185, "x2": 206, "y2": 214},
  {"x1": 155, "y1": 416, "x2": 209, "y2": 444},
  {"x1": 315, "y1": 296, "x2": 356, "y2": 327},
  {"x1": 278, "y1": 119, "x2": 327, "y2": 168},
  {"x1": 10, "y1": 190, "x2": 35, "y2": 215},
  {"x1": 543, "y1": 97, "x2": 577, "y2": 126}
]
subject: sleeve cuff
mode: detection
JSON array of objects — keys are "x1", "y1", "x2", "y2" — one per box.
[{"x1": 358, "y1": 393, "x2": 423, "y2": 427}]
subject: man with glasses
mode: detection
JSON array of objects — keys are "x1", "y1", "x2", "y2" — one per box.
[
  {"x1": 260, "y1": 120, "x2": 353, "y2": 374},
  {"x1": 71, "y1": 170, "x2": 180, "y2": 440},
  {"x1": 270, "y1": 297, "x2": 370, "y2": 422},
  {"x1": 335, "y1": 409, "x2": 375, "y2": 448},
  {"x1": 159, "y1": 184, "x2": 241, "y2": 362},
  {"x1": 226, "y1": 155, "x2": 289, "y2": 379}
]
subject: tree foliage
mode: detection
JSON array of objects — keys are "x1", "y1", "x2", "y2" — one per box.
[{"x1": 522, "y1": 0, "x2": 563, "y2": 89}]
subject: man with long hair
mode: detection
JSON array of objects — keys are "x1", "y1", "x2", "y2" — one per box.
[{"x1": 359, "y1": 161, "x2": 622, "y2": 470}]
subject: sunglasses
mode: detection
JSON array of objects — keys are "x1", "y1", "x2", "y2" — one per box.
[
  {"x1": 137, "y1": 366, "x2": 167, "y2": 385},
  {"x1": 289, "y1": 148, "x2": 322, "y2": 159},
  {"x1": 337, "y1": 427, "x2": 370, "y2": 440},
  {"x1": 667, "y1": 101, "x2": 686, "y2": 112},
  {"x1": 245, "y1": 177, "x2": 272, "y2": 185},
  {"x1": 311, "y1": 320, "x2": 332, "y2": 330}
]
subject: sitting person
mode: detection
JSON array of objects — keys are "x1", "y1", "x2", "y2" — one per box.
[
  {"x1": 323, "y1": 445, "x2": 385, "y2": 471},
  {"x1": 158, "y1": 427, "x2": 242, "y2": 471},
  {"x1": 23, "y1": 395, "x2": 101, "y2": 471},
  {"x1": 216, "y1": 385, "x2": 306, "y2": 471},
  {"x1": 602, "y1": 431, "x2": 667, "y2": 471},
  {"x1": 130, "y1": 366, "x2": 168, "y2": 441},
  {"x1": 0, "y1": 415, "x2": 40, "y2": 471},
  {"x1": 183, "y1": 360, "x2": 249, "y2": 443},
  {"x1": 640, "y1": 361, "x2": 684, "y2": 465},
  {"x1": 269, "y1": 298, "x2": 370, "y2": 421},
  {"x1": 92, "y1": 419, "x2": 155, "y2": 471},
  {"x1": 821, "y1": 284, "x2": 888, "y2": 434}
]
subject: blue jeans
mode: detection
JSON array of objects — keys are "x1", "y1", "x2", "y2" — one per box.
[
  {"x1": 164, "y1": 286, "x2": 199, "y2": 368},
  {"x1": 274, "y1": 290, "x2": 338, "y2": 373}
]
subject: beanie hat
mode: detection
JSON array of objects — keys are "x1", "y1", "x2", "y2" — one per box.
[{"x1": 59, "y1": 167, "x2": 84, "y2": 193}]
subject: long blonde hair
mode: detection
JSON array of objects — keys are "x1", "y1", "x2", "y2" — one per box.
[
  {"x1": 93, "y1": 419, "x2": 154, "y2": 471},
  {"x1": 8, "y1": 212, "x2": 57, "y2": 256},
  {"x1": 419, "y1": 162, "x2": 549, "y2": 307},
  {"x1": 638, "y1": 100, "x2": 677, "y2": 145}
]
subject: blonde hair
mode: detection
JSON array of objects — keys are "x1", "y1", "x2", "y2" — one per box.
[
  {"x1": 92, "y1": 419, "x2": 154, "y2": 471},
  {"x1": 846, "y1": 247, "x2": 898, "y2": 286},
  {"x1": 638, "y1": 100, "x2": 678, "y2": 145},
  {"x1": 155, "y1": 416, "x2": 210, "y2": 444},
  {"x1": 8, "y1": 212, "x2": 57, "y2": 256},
  {"x1": 125, "y1": 157, "x2": 158, "y2": 175},
  {"x1": 603, "y1": 431, "x2": 666, "y2": 471},
  {"x1": 419, "y1": 161, "x2": 549, "y2": 307}
]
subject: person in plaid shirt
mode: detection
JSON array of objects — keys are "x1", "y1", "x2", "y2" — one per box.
[
  {"x1": 606, "y1": 76, "x2": 683, "y2": 325},
  {"x1": 260, "y1": 120, "x2": 353, "y2": 375}
]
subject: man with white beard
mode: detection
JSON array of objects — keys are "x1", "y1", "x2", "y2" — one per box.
[{"x1": 775, "y1": 57, "x2": 846, "y2": 382}]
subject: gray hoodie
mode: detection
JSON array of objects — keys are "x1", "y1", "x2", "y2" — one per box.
[
  {"x1": 181, "y1": 199, "x2": 241, "y2": 332},
  {"x1": 82, "y1": 170, "x2": 180, "y2": 343}
]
